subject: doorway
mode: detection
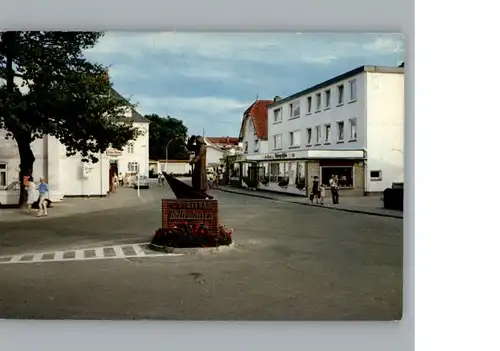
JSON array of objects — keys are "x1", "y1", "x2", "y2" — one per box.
[{"x1": 109, "y1": 161, "x2": 118, "y2": 192}]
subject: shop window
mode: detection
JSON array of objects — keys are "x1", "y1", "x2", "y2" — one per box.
[
  {"x1": 269, "y1": 162, "x2": 280, "y2": 182},
  {"x1": 321, "y1": 166, "x2": 354, "y2": 188}
]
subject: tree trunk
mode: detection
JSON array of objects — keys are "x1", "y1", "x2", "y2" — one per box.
[
  {"x1": 2, "y1": 32, "x2": 34, "y2": 207},
  {"x1": 16, "y1": 136, "x2": 35, "y2": 207}
]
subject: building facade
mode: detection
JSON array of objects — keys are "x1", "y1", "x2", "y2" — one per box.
[
  {"x1": 239, "y1": 65, "x2": 404, "y2": 197},
  {"x1": 234, "y1": 100, "x2": 273, "y2": 187},
  {"x1": 0, "y1": 89, "x2": 150, "y2": 204}
]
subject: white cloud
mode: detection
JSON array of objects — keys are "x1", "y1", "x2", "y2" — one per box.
[
  {"x1": 87, "y1": 32, "x2": 405, "y2": 66},
  {"x1": 363, "y1": 37, "x2": 404, "y2": 53},
  {"x1": 132, "y1": 95, "x2": 252, "y2": 116},
  {"x1": 301, "y1": 54, "x2": 338, "y2": 65}
]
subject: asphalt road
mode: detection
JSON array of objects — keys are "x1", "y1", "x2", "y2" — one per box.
[{"x1": 0, "y1": 183, "x2": 403, "y2": 320}]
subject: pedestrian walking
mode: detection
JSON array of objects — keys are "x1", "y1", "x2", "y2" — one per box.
[
  {"x1": 37, "y1": 177, "x2": 49, "y2": 217},
  {"x1": 112, "y1": 173, "x2": 118, "y2": 192},
  {"x1": 309, "y1": 176, "x2": 323, "y2": 205},
  {"x1": 118, "y1": 172, "x2": 124, "y2": 187},
  {"x1": 329, "y1": 174, "x2": 339, "y2": 204},
  {"x1": 158, "y1": 172, "x2": 165, "y2": 187},
  {"x1": 26, "y1": 176, "x2": 37, "y2": 214}
]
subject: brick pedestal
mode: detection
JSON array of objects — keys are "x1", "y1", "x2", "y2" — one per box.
[{"x1": 162, "y1": 199, "x2": 219, "y2": 234}]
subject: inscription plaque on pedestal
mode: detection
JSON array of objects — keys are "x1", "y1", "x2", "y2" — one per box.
[{"x1": 162, "y1": 199, "x2": 219, "y2": 234}]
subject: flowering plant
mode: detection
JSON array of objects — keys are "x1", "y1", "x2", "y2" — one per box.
[{"x1": 150, "y1": 222, "x2": 233, "y2": 248}]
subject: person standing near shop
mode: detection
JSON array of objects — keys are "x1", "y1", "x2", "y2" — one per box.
[{"x1": 329, "y1": 174, "x2": 339, "y2": 205}]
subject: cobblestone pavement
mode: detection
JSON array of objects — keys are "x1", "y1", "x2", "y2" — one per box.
[{"x1": 0, "y1": 181, "x2": 403, "y2": 320}]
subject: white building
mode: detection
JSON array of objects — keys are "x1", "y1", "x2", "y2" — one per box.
[
  {"x1": 149, "y1": 159, "x2": 191, "y2": 176},
  {"x1": 234, "y1": 100, "x2": 273, "y2": 185},
  {"x1": 0, "y1": 88, "x2": 150, "y2": 204},
  {"x1": 204, "y1": 137, "x2": 225, "y2": 171},
  {"x1": 239, "y1": 65, "x2": 404, "y2": 196}
]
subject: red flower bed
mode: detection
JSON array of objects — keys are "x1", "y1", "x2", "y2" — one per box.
[{"x1": 150, "y1": 222, "x2": 233, "y2": 248}]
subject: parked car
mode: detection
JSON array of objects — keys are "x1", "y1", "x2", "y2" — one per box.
[
  {"x1": 0, "y1": 180, "x2": 52, "y2": 208},
  {"x1": 133, "y1": 175, "x2": 150, "y2": 189}
]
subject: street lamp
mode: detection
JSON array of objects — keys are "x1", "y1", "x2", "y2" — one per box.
[
  {"x1": 137, "y1": 144, "x2": 146, "y2": 198},
  {"x1": 165, "y1": 136, "x2": 185, "y2": 174}
]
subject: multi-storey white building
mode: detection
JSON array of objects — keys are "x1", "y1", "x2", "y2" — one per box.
[
  {"x1": 0, "y1": 88, "x2": 149, "y2": 204},
  {"x1": 251, "y1": 65, "x2": 404, "y2": 196}
]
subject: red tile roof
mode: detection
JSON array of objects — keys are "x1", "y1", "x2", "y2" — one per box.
[
  {"x1": 239, "y1": 100, "x2": 273, "y2": 141},
  {"x1": 206, "y1": 137, "x2": 239, "y2": 146}
]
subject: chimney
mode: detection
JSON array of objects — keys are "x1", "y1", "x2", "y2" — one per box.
[{"x1": 273, "y1": 96, "x2": 282, "y2": 102}]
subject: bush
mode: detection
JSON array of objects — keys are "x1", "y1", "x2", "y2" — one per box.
[{"x1": 150, "y1": 223, "x2": 233, "y2": 248}]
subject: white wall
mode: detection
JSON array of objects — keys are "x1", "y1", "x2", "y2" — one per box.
[
  {"x1": 206, "y1": 146, "x2": 223, "y2": 166},
  {"x1": 112, "y1": 122, "x2": 150, "y2": 176},
  {"x1": 268, "y1": 73, "x2": 367, "y2": 152},
  {"x1": 60, "y1": 154, "x2": 109, "y2": 196},
  {"x1": 365, "y1": 72, "x2": 405, "y2": 192},
  {"x1": 164, "y1": 162, "x2": 190, "y2": 174}
]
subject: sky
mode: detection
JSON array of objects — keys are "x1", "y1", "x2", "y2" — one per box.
[{"x1": 84, "y1": 32, "x2": 404, "y2": 137}]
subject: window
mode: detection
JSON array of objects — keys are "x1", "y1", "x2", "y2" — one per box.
[
  {"x1": 349, "y1": 79, "x2": 357, "y2": 101},
  {"x1": 0, "y1": 163, "x2": 7, "y2": 187},
  {"x1": 349, "y1": 118, "x2": 358, "y2": 140},
  {"x1": 316, "y1": 93, "x2": 321, "y2": 111},
  {"x1": 315, "y1": 125, "x2": 321, "y2": 144},
  {"x1": 127, "y1": 143, "x2": 134, "y2": 154},
  {"x1": 325, "y1": 89, "x2": 331, "y2": 108},
  {"x1": 337, "y1": 121, "x2": 345, "y2": 142},
  {"x1": 270, "y1": 163, "x2": 280, "y2": 176},
  {"x1": 306, "y1": 128, "x2": 312, "y2": 145},
  {"x1": 289, "y1": 130, "x2": 301, "y2": 147},
  {"x1": 244, "y1": 141, "x2": 248, "y2": 153},
  {"x1": 325, "y1": 124, "x2": 332, "y2": 143},
  {"x1": 273, "y1": 134, "x2": 282, "y2": 150},
  {"x1": 254, "y1": 139, "x2": 259, "y2": 151},
  {"x1": 321, "y1": 167, "x2": 354, "y2": 188},
  {"x1": 289, "y1": 100, "x2": 300, "y2": 118},
  {"x1": 273, "y1": 108, "x2": 282, "y2": 123},
  {"x1": 128, "y1": 162, "x2": 139, "y2": 173},
  {"x1": 370, "y1": 170, "x2": 382, "y2": 181},
  {"x1": 269, "y1": 162, "x2": 280, "y2": 182},
  {"x1": 307, "y1": 96, "x2": 312, "y2": 113},
  {"x1": 337, "y1": 84, "x2": 344, "y2": 105}
]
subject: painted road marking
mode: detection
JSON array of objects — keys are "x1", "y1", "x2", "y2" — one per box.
[{"x1": 0, "y1": 243, "x2": 183, "y2": 265}]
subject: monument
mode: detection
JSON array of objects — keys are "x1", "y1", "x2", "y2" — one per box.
[{"x1": 150, "y1": 135, "x2": 232, "y2": 250}]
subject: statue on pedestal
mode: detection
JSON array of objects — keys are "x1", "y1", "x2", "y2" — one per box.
[
  {"x1": 187, "y1": 135, "x2": 208, "y2": 195},
  {"x1": 164, "y1": 135, "x2": 212, "y2": 200}
]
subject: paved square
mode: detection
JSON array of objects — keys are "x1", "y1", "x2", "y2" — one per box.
[{"x1": 0, "y1": 186, "x2": 403, "y2": 320}]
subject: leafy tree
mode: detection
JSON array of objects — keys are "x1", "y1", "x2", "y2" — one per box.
[
  {"x1": 0, "y1": 31, "x2": 139, "y2": 206},
  {"x1": 145, "y1": 113, "x2": 189, "y2": 161}
]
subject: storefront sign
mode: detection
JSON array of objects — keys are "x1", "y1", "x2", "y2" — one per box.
[
  {"x1": 106, "y1": 148, "x2": 122, "y2": 157},
  {"x1": 263, "y1": 152, "x2": 295, "y2": 160},
  {"x1": 162, "y1": 199, "x2": 219, "y2": 233}
]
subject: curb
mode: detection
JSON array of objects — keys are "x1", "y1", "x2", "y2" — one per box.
[
  {"x1": 148, "y1": 242, "x2": 235, "y2": 255},
  {"x1": 217, "y1": 188, "x2": 404, "y2": 220}
]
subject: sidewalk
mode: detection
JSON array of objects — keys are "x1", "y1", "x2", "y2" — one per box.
[
  {"x1": 217, "y1": 185, "x2": 403, "y2": 219},
  {"x1": 0, "y1": 184, "x2": 171, "y2": 223}
]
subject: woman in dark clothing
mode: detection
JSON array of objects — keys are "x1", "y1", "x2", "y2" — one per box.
[{"x1": 310, "y1": 176, "x2": 322, "y2": 204}]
